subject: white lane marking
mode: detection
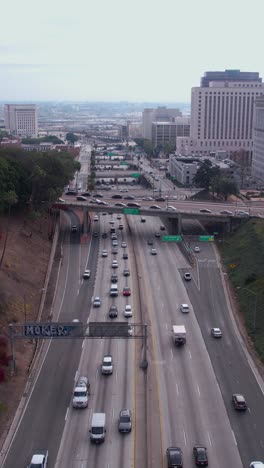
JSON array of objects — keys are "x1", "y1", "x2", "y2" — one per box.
[
  {"x1": 207, "y1": 431, "x2": 212, "y2": 446},
  {"x1": 183, "y1": 429, "x2": 187, "y2": 446},
  {"x1": 188, "y1": 350, "x2": 192, "y2": 359},
  {"x1": 197, "y1": 385, "x2": 201, "y2": 397},
  {"x1": 232, "y1": 430, "x2": 237, "y2": 446},
  {"x1": 248, "y1": 407, "x2": 251, "y2": 413},
  {"x1": 82, "y1": 340, "x2": 85, "y2": 349},
  {"x1": 65, "y1": 407, "x2": 69, "y2": 421},
  {"x1": 86, "y1": 316, "x2": 89, "y2": 324},
  {"x1": 74, "y1": 371, "x2": 78, "y2": 382},
  {"x1": 77, "y1": 288, "x2": 80, "y2": 296},
  {"x1": 170, "y1": 349, "x2": 173, "y2": 360},
  {"x1": 176, "y1": 384, "x2": 179, "y2": 395}
]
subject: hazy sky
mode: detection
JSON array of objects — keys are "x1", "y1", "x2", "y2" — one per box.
[{"x1": 1, "y1": 0, "x2": 263, "y2": 102}]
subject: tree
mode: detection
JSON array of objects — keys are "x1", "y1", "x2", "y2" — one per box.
[
  {"x1": 217, "y1": 178, "x2": 238, "y2": 200},
  {"x1": 0, "y1": 190, "x2": 18, "y2": 268},
  {"x1": 193, "y1": 159, "x2": 220, "y2": 190},
  {"x1": 66, "y1": 132, "x2": 78, "y2": 144},
  {"x1": 87, "y1": 175, "x2": 95, "y2": 192}
]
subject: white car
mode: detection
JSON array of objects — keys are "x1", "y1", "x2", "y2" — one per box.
[
  {"x1": 121, "y1": 242, "x2": 127, "y2": 248},
  {"x1": 83, "y1": 269, "x2": 90, "y2": 279},
  {"x1": 180, "y1": 303, "x2": 190, "y2": 313},
  {"x1": 184, "y1": 272, "x2": 192, "y2": 281},
  {"x1": 94, "y1": 215, "x2": 99, "y2": 221},
  {"x1": 151, "y1": 248, "x2": 157, "y2": 255},
  {"x1": 101, "y1": 355, "x2": 113, "y2": 375},
  {"x1": 102, "y1": 250, "x2": 108, "y2": 257},
  {"x1": 194, "y1": 246, "x2": 200, "y2": 253},
  {"x1": 112, "y1": 260, "x2": 118, "y2": 268},
  {"x1": 124, "y1": 305, "x2": 133, "y2": 318},
  {"x1": 211, "y1": 327, "x2": 222, "y2": 338},
  {"x1": 250, "y1": 463, "x2": 264, "y2": 468},
  {"x1": 167, "y1": 205, "x2": 177, "y2": 211},
  {"x1": 93, "y1": 297, "x2": 101, "y2": 307},
  {"x1": 112, "y1": 240, "x2": 118, "y2": 247}
]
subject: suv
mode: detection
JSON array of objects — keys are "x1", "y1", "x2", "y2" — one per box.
[
  {"x1": 166, "y1": 447, "x2": 183, "y2": 467},
  {"x1": 184, "y1": 272, "x2": 192, "y2": 281},
  {"x1": 211, "y1": 327, "x2": 222, "y2": 338},
  {"x1": 180, "y1": 303, "x2": 189, "y2": 313},
  {"x1": 109, "y1": 305, "x2": 118, "y2": 318},
  {"x1": 193, "y1": 446, "x2": 208, "y2": 466},
  {"x1": 101, "y1": 355, "x2": 113, "y2": 375},
  {"x1": 232, "y1": 393, "x2": 247, "y2": 410},
  {"x1": 118, "y1": 408, "x2": 132, "y2": 433}
]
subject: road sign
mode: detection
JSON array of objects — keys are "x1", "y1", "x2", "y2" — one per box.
[
  {"x1": 108, "y1": 152, "x2": 116, "y2": 157},
  {"x1": 131, "y1": 173, "x2": 141, "y2": 178},
  {"x1": 89, "y1": 322, "x2": 129, "y2": 337},
  {"x1": 120, "y1": 161, "x2": 128, "y2": 165},
  {"x1": 123, "y1": 208, "x2": 139, "y2": 215},
  {"x1": 199, "y1": 235, "x2": 214, "y2": 242},
  {"x1": 162, "y1": 235, "x2": 182, "y2": 242},
  {"x1": 23, "y1": 322, "x2": 83, "y2": 338}
]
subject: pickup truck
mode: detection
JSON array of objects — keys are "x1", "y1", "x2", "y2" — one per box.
[{"x1": 28, "y1": 450, "x2": 48, "y2": 468}]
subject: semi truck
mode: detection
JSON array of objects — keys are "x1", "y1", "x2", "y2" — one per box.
[{"x1": 172, "y1": 325, "x2": 186, "y2": 346}]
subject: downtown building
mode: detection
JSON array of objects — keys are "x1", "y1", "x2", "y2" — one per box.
[
  {"x1": 4, "y1": 104, "x2": 38, "y2": 138},
  {"x1": 178, "y1": 70, "x2": 264, "y2": 158},
  {"x1": 142, "y1": 106, "x2": 182, "y2": 140},
  {"x1": 252, "y1": 95, "x2": 264, "y2": 185}
]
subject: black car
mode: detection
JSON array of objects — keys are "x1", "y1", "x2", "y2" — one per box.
[
  {"x1": 81, "y1": 191, "x2": 91, "y2": 196},
  {"x1": 111, "y1": 274, "x2": 118, "y2": 283},
  {"x1": 166, "y1": 447, "x2": 183, "y2": 468},
  {"x1": 123, "y1": 252, "x2": 128, "y2": 259},
  {"x1": 94, "y1": 193, "x2": 103, "y2": 198},
  {"x1": 123, "y1": 269, "x2": 130, "y2": 277},
  {"x1": 193, "y1": 446, "x2": 208, "y2": 466},
  {"x1": 102, "y1": 232, "x2": 108, "y2": 238},
  {"x1": 112, "y1": 194, "x2": 123, "y2": 199},
  {"x1": 155, "y1": 197, "x2": 166, "y2": 202},
  {"x1": 65, "y1": 190, "x2": 77, "y2": 196},
  {"x1": 124, "y1": 195, "x2": 135, "y2": 200},
  {"x1": 109, "y1": 305, "x2": 118, "y2": 318},
  {"x1": 93, "y1": 232, "x2": 99, "y2": 237},
  {"x1": 147, "y1": 239, "x2": 154, "y2": 245},
  {"x1": 127, "y1": 202, "x2": 141, "y2": 208}
]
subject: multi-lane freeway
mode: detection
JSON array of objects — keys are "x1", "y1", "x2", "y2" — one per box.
[{"x1": 1, "y1": 145, "x2": 264, "y2": 467}]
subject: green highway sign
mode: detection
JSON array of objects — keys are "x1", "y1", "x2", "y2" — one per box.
[
  {"x1": 120, "y1": 161, "x2": 128, "y2": 165},
  {"x1": 123, "y1": 208, "x2": 139, "y2": 215},
  {"x1": 199, "y1": 235, "x2": 214, "y2": 242},
  {"x1": 131, "y1": 173, "x2": 141, "y2": 178},
  {"x1": 108, "y1": 152, "x2": 116, "y2": 157},
  {"x1": 162, "y1": 235, "x2": 182, "y2": 242}
]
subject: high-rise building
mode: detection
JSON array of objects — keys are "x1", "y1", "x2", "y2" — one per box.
[
  {"x1": 151, "y1": 117, "x2": 190, "y2": 147},
  {"x1": 189, "y1": 70, "x2": 264, "y2": 157},
  {"x1": 4, "y1": 104, "x2": 38, "y2": 138},
  {"x1": 142, "y1": 106, "x2": 182, "y2": 140},
  {"x1": 252, "y1": 95, "x2": 264, "y2": 184}
]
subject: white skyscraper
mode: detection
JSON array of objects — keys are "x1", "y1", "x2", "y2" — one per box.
[
  {"x1": 4, "y1": 104, "x2": 38, "y2": 138},
  {"x1": 142, "y1": 106, "x2": 182, "y2": 140},
  {"x1": 252, "y1": 95, "x2": 264, "y2": 184}
]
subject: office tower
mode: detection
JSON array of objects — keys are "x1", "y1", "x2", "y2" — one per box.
[
  {"x1": 151, "y1": 117, "x2": 190, "y2": 147},
  {"x1": 189, "y1": 70, "x2": 264, "y2": 157},
  {"x1": 252, "y1": 95, "x2": 264, "y2": 184},
  {"x1": 142, "y1": 106, "x2": 182, "y2": 140},
  {"x1": 4, "y1": 104, "x2": 38, "y2": 138}
]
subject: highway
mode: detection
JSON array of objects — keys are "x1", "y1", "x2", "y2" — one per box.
[{"x1": 2, "y1": 145, "x2": 264, "y2": 467}]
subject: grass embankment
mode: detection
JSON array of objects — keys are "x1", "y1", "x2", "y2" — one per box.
[{"x1": 219, "y1": 219, "x2": 264, "y2": 363}]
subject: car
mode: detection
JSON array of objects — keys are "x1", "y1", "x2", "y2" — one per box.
[
  {"x1": 123, "y1": 287, "x2": 131, "y2": 296},
  {"x1": 121, "y1": 242, "x2": 127, "y2": 248},
  {"x1": 220, "y1": 210, "x2": 233, "y2": 215},
  {"x1": 111, "y1": 233, "x2": 117, "y2": 240},
  {"x1": 149, "y1": 205, "x2": 161, "y2": 209},
  {"x1": 90, "y1": 198, "x2": 98, "y2": 204},
  {"x1": 199, "y1": 208, "x2": 212, "y2": 213},
  {"x1": 81, "y1": 191, "x2": 91, "y2": 196},
  {"x1": 127, "y1": 202, "x2": 141, "y2": 208},
  {"x1": 97, "y1": 200, "x2": 109, "y2": 206},
  {"x1": 160, "y1": 225, "x2": 165, "y2": 231},
  {"x1": 112, "y1": 240, "x2": 118, "y2": 247},
  {"x1": 109, "y1": 305, "x2": 118, "y2": 318},
  {"x1": 142, "y1": 196, "x2": 153, "y2": 201},
  {"x1": 112, "y1": 247, "x2": 118, "y2": 254},
  {"x1": 235, "y1": 209, "x2": 249, "y2": 216},
  {"x1": 72, "y1": 318, "x2": 80, "y2": 323},
  {"x1": 112, "y1": 260, "x2": 118, "y2": 268},
  {"x1": 180, "y1": 303, "x2": 189, "y2": 313},
  {"x1": 112, "y1": 194, "x2": 123, "y2": 199},
  {"x1": 93, "y1": 232, "x2": 99, "y2": 237},
  {"x1": 101, "y1": 355, "x2": 113, "y2": 375},
  {"x1": 102, "y1": 250, "x2": 108, "y2": 257},
  {"x1": 115, "y1": 202, "x2": 127, "y2": 207},
  {"x1": 184, "y1": 272, "x2": 192, "y2": 281},
  {"x1": 94, "y1": 216, "x2": 99, "y2": 222},
  {"x1": 167, "y1": 205, "x2": 177, "y2": 211},
  {"x1": 124, "y1": 305, "x2": 132, "y2": 317},
  {"x1": 155, "y1": 197, "x2": 166, "y2": 202},
  {"x1": 166, "y1": 446, "x2": 183, "y2": 468},
  {"x1": 71, "y1": 225, "x2": 78, "y2": 232},
  {"x1": 153, "y1": 188, "x2": 159, "y2": 192},
  {"x1": 123, "y1": 269, "x2": 130, "y2": 277},
  {"x1": 102, "y1": 232, "x2": 107, "y2": 238},
  {"x1": 110, "y1": 220, "x2": 115, "y2": 225},
  {"x1": 194, "y1": 246, "x2": 200, "y2": 253},
  {"x1": 127, "y1": 324, "x2": 133, "y2": 336},
  {"x1": 193, "y1": 446, "x2": 208, "y2": 466},
  {"x1": 232, "y1": 393, "x2": 247, "y2": 410},
  {"x1": 66, "y1": 190, "x2": 77, "y2": 196},
  {"x1": 76, "y1": 195, "x2": 87, "y2": 201},
  {"x1": 118, "y1": 408, "x2": 132, "y2": 433},
  {"x1": 120, "y1": 188, "x2": 128, "y2": 192},
  {"x1": 211, "y1": 327, "x2": 222, "y2": 338},
  {"x1": 151, "y1": 248, "x2": 157, "y2": 255},
  {"x1": 83, "y1": 269, "x2": 90, "y2": 279},
  {"x1": 141, "y1": 217, "x2": 146, "y2": 223},
  {"x1": 111, "y1": 273, "x2": 118, "y2": 283},
  {"x1": 118, "y1": 224, "x2": 124, "y2": 230},
  {"x1": 93, "y1": 296, "x2": 101, "y2": 307},
  {"x1": 124, "y1": 195, "x2": 135, "y2": 200},
  {"x1": 117, "y1": 214, "x2": 122, "y2": 220},
  {"x1": 123, "y1": 252, "x2": 128, "y2": 259},
  {"x1": 250, "y1": 463, "x2": 264, "y2": 468},
  {"x1": 147, "y1": 239, "x2": 154, "y2": 246},
  {"x1": 94, "y1": 193, "x2": 103, "y2": 198},
  {"x1": 155, "y1": 232, "x2": 161, "y2": 238}
]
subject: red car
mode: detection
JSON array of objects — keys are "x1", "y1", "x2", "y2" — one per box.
[{"x1": 123, "y1": 287, "x2": 131, "y2": 297}]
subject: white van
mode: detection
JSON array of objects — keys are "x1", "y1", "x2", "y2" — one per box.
[
  {"x1": 110, "y1": 284, "x2": 118, "y2": 297},
  {"x1": 89, "y1": 413, "x2": 106, "y2": 443}
]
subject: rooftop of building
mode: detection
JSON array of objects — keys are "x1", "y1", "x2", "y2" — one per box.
[{"x1": 201, "y1": 69, "x2": 262, "y2": 87}]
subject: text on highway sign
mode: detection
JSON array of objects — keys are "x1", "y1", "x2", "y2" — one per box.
[
  {"x1": 162, "y1": 235, "x2": 182, "y2": 242},
  {"x1": 123, "y1": 208, "x2": 139, "y2": 215}
]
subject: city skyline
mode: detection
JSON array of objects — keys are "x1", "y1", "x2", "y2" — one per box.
[{"x1": 1, "y1": 0, "x2": 264, "y2": 102}]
